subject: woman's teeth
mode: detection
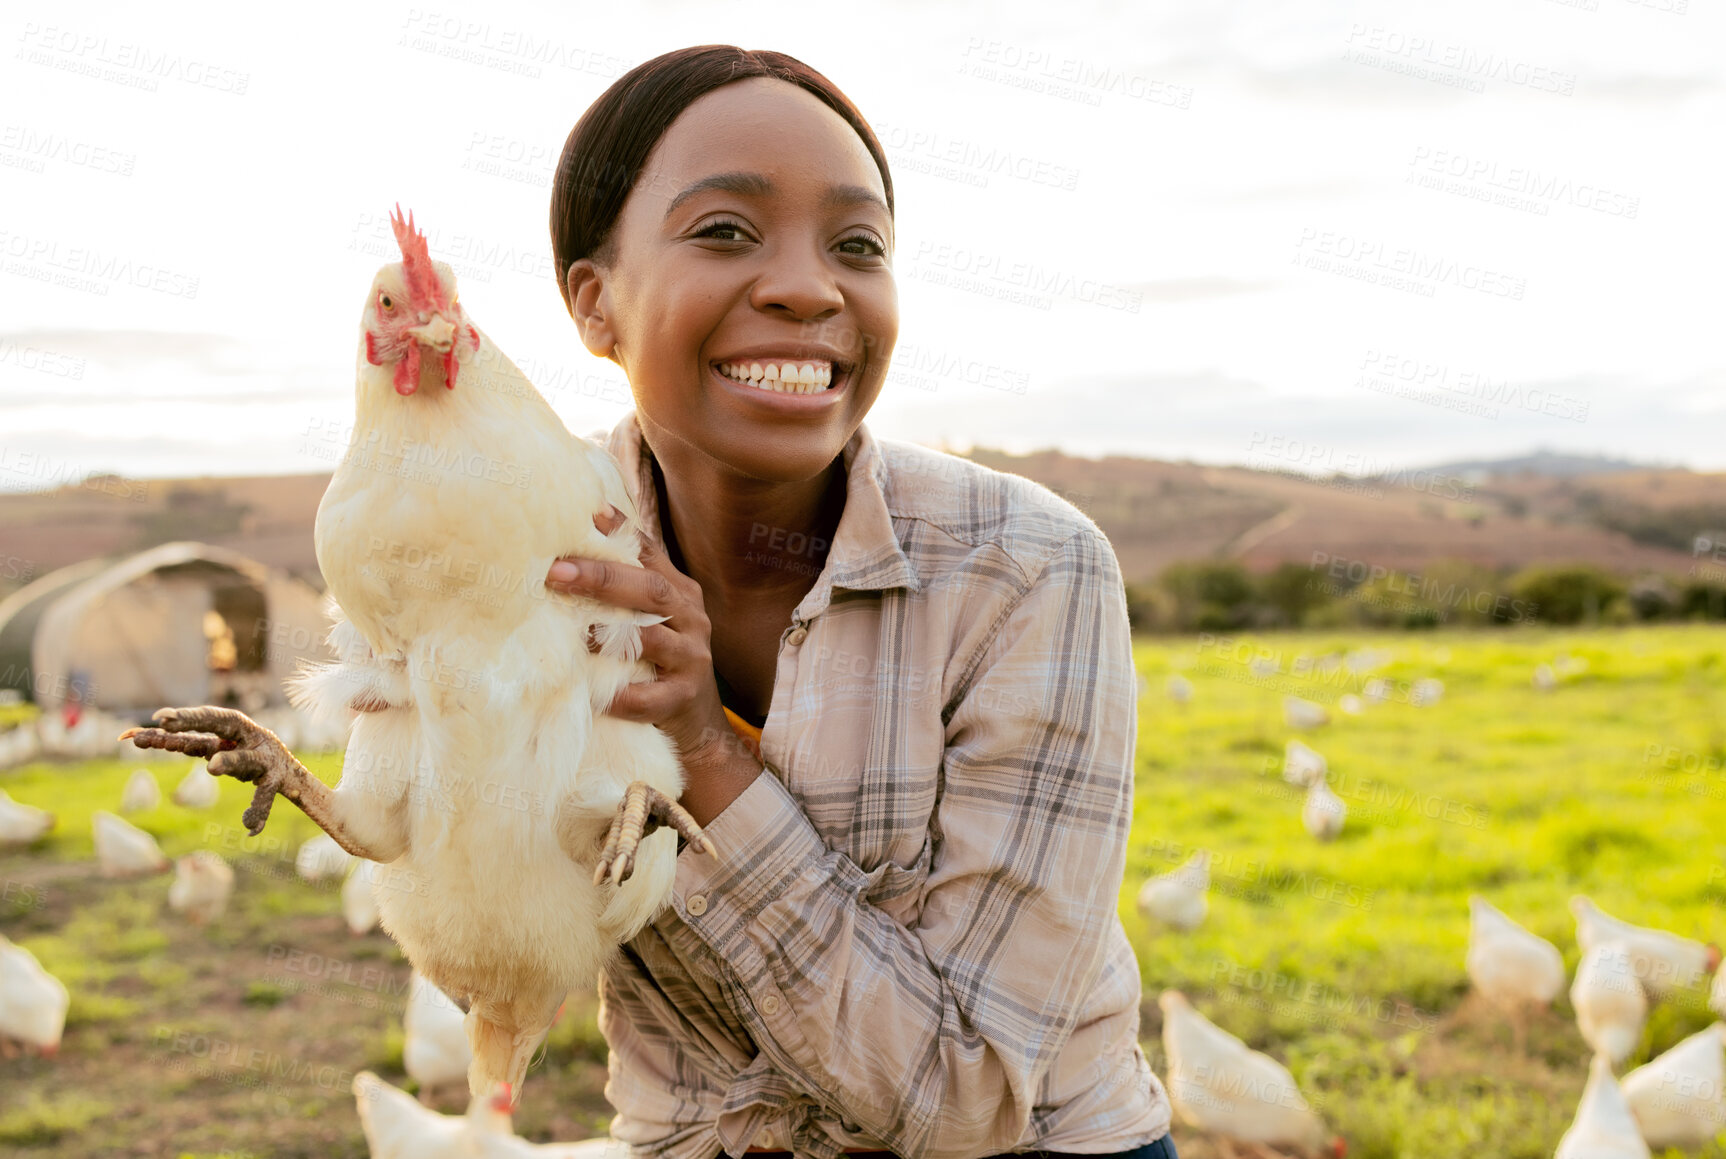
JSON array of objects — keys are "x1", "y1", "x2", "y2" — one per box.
[{"x1": 717, "y1": 360, "x2": 833, "y2": 393}]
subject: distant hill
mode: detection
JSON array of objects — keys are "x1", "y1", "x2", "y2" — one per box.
[
  {"x1": 964, "y1": 449, "x2": 1709, "y2": 582},
  {"x1": 2, "y1": 448, "x2": 1721, "y2": 596},
  {"x1": 1403, "y1": 449, "x2": 1657, "y2": 480}
]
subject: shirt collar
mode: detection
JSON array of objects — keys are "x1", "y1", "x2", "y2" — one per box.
[{"x1": 601, "y1": 410, "x2": 920, "y2": 616}]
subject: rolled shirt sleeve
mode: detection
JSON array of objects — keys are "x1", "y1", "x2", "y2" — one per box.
[{"x1": 666, "y1": 528, "x2": 1139, "y2": 1159}]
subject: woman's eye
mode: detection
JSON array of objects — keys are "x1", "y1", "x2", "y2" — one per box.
[
  {"x1": 838, "y1": 233, "x2": 887, "y2": 258},
  {"x1": 695, "y1": 219, "x2": 749, "y2": 242}
]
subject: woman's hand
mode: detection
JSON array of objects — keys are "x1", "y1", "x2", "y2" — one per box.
[{"x1": 546, "y1": 507, "x2": 762, "y2": 828}]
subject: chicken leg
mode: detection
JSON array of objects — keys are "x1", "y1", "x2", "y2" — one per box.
[
  {"x1": 119, "y1": 706, "x2": 384, "y2": 858},
  {"x1": 593, "y1": 781, "x2": 714, "y2": 887}
]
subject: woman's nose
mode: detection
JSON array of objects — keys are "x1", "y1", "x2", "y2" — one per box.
[{"x1": 749, "y1": 242, "x2": 844, "y2": 320}]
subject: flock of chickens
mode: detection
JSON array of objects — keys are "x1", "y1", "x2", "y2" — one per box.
[
  {"x1": 1137, "y1": 653, "x2": 1725, "y2": 1157},
  {"x1": 0, "y1": 763, "x2": 621, "y2": 1156},
  {"x1": 3, "y1": 646, "x2": 1722, "y2": 1158}
]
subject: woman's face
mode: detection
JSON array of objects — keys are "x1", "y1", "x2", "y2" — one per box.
[{"x1": 569, "y1": 76, "x2": 897, "y2": 484}]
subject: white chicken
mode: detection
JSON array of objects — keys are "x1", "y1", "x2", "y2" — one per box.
[
  {"x1": 344, "y1": 859, "x2": 383, "y2": 935},
  {"x1": 0, "y1": 933, "x2": 69, "y2": 1056},
  {"x1": 0, "y1": 721, "x2": 41, "y2": 770},
  {"x1": 298, "y1": 832, "x2": 356, "y2": 882},
  {"x1": 1136, "y1": 849, "x2": 1209, "y2": 931},
  {"x1": 120, "y1": 767, "x2": 162, "y2": 813},
  {"x1": 1282, "y1": 696, "x2": 1329, "y2": 730},
  {"x1": 1158, "y1": 990, "x2": 1344, "y2": 1156},
  {"x1": 1283, "y1": 740, "x2": 1327, "y2": 787},
  {"x1": 122, "y1": 206, "x2": 713, "y2": 1106},
  {"x1": 1336, "y1": 694, "x2": 1363, "y2": 715},
  {"x1": 167, "y1": 849, "x2": 235, "y2": 924},
  {"x1": 1555, "y1": 1053, "x2": 1652, "y2": 1159},
  {"x1": 353, "y1": 1069, "x2": 614, "y2": 1157},
  {"x1": 1302, "y1": 777, "x2": 1346, "y2": 842},
  {"x1": 0, "y1": 788, "x2": 55, "y2": 848},
  {"x1": 1572, "y1": 941, "x2": 1649, "y2": 1065},
  {"x1": 91, "y1": 810, "x2": 169, "y2": 877},
  {"x1": 1572, "y1": 895, "x2": 1721, "y2": 999},
  {"x1": 1533, "y1": 663, "x2": 1558, "y2": 692},
  {"x1": 1166, "y1": 674, "x2": 1194, "y2": 706},
  {"x1": 172, "y1": 762, "x2": 221, "y2": 808},
  {"x1": 1465, "y1": 896, "x2": 1565, "y2": 1051},
  {"x1": 405, "y1": 971, "x2": 475, "y2": 1104},
  {"x1": 1621, "y1": 1022, "x2": 1726, "y2": 1149},
  {"x1": 354, "y1": 1067, "x2": 516, "y2": 1157}
]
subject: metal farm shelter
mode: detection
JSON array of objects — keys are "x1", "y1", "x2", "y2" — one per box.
[{"x1": 0, "y1": 541, "x2": 329, "y2": 718}]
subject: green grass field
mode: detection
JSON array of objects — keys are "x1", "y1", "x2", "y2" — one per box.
[{"x1": 2, "y1": 625, "x2": 1724, "y2": 1157}]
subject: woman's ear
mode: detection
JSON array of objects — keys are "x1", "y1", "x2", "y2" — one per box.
[{"x1": 566, "y1": 259, "x2": 617, "y2": 361}]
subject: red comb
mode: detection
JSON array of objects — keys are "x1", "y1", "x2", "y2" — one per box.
[{"x1": 388, "y1": 203, "x2": 443, "y2": 313}]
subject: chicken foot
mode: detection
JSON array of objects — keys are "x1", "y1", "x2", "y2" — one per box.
[
  {"x1": 120, "y1": 706, "x2": 380, "y2": 857},
  {"x1": 593, "y1": 781, "x2": 715, "y2": 887}
]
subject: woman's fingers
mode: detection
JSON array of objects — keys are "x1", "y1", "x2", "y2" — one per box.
[
  {"x1": 605, "y1": 677, "x2": 682, "y2": 722},
  {"x1": 566, "y1": 557, "x2": 679, "y2": 613},
  {"x1": 583, "y1": 623, "x2": 684, "y2": 665},
  {"x1": 547, "y1": 553, "x2": 676, "y2": 609},
  {"x1": 547, "y1": 505, "x2": 624, "y2": 590}
]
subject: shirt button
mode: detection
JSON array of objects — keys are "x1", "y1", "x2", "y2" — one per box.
[
  {"x1": 760, "y1": 994, "x2": 781, "y2": 1015},
  {"x1": 686, "y1": 893, "x2": 708, "y2": 916},
  {"x1": 786, "y1": 626, "x2": 808, "y2": 646}
]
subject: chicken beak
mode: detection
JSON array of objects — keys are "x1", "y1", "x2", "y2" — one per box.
[{"x1": 406, "y1": 314, "x2": 456, "y2": 352}]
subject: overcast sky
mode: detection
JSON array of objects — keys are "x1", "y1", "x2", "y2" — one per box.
[{"x1": 1, "y1": 0, "x2": 1721, "y2": 490}]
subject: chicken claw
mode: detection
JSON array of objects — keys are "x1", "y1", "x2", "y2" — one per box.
[
  {"x1": 593, "y1": 781, "x2": 715, "y2": 887},
  {"x1": 120, "y1": 706, "x2": 301, "y2": 836}
]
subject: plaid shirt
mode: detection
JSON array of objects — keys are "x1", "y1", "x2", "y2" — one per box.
[{"x1": 589, "y1": 411, "x2": 1169, "y2": 1159}]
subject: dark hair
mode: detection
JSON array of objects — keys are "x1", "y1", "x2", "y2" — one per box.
[{"x1": 550, "y1": 45, "x2": 894, "y2": 315}]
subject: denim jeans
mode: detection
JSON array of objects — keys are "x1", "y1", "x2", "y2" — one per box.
[
  {"x1": 722, "y1": 1136, "x2": 1179, "y2": 1159},
  {"x1": 987, "y1": 1134, "x2": 1179, "y2": 1159}
]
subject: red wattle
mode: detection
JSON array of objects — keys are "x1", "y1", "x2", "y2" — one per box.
[
  {"x1": 394, "y1": 344, "x2": 420, "y2": 395},
  {"x1": 443, "y1": 343, "x2": 459, "y2": 389},
  {"x1": 364, "y1": 331, "x2": 383, "y2": 366}
]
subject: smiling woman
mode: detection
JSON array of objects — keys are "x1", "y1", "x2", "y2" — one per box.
[{"x1": 543, "y1": 45, "x2": 1174, "y2": 1159}]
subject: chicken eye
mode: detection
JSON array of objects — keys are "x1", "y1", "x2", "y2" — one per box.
[{"x1": 379, "y1": 292, "x2": 394, "y2": 311}]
